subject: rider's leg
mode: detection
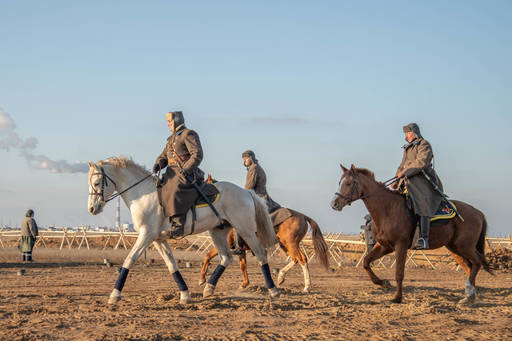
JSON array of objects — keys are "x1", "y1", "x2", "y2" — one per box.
[{"x1": 414, "y1": 216, "x2": 431, "y2": 250}]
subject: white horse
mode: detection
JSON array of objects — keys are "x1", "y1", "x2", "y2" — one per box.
[{"x1": 87, "y1": 157, "x2": 279, "y2": 304}]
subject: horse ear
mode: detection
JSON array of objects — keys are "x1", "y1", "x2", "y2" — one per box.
[
  {"x1": 350, "y1": 164, "x2": 356, "y2": 175},
  {"x1": 88, "y1": 161, "x2": 95, "y2": 169},
  {"x1": 340, "y1": 164, "x2": 348, "y2": 173}
]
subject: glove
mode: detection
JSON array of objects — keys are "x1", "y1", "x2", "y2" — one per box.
[
  {"x1": 153, "y1": 163, "x2": 160, "y2": 174},
  {"x1": 180, "y1": 168, "x2": 191, "y2": 177}
]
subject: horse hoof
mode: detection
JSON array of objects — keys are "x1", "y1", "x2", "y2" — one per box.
[
  {"x1": 277, "y1": 274, "x2": 285, "y2": 286},
  {"x1": 240, "y1": 283, "x2": 249, "y2": 289},
  {"x1": 269, "y1": 287, "x2": 280, "y2": 298},
  {"x1": 108, "y1": 289, "x2": 122, "y2": 304},
  {"x1": 458, "y1": 295, "x2": 475, "y2": 306},
  {"x1": 203, "y1": 283, "x2": 215, "y2": 298},
  {"x1": 383, "y1": 280, "x2": 392, "y2": 289},
  {"x1": 180, "y1": 291, "x2": 192, "y2": 304},
  {"x1": 390, "y1": 297, "x2": 402, "y2": 304},
  {"x1": 198, "y1": 279, "x2": 206, "y2": 286},
  {"x1": 303, "y1": 287, "x2": 311, "y2": 293}
]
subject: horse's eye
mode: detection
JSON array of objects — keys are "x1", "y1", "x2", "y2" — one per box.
[
  {"x1": 94, "y1": 182, "x2": 100, "y2": 186},
  {"x1": 345, "y1": 182, "x2": 351, "y2": 186}
]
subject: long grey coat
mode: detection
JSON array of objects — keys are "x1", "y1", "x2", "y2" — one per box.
[
  {"x1": 155, "y1": 125, "x2": 204, "y2": 217},
  {"x1": 396, "y1": 138, "x2": 443, "y2": 217},
  {"x1": 19, "y1": 217, "x2": 38, "y2": 253},
  {"x1": 245, "y1": 163, "x2": 281, "y2": 213}
]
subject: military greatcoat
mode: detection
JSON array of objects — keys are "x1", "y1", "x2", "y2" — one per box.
[
  {"x1": 19, "y1": 216, "x2": 38, "y2": 253},
  {"x1": 155, "y1": 125, "x2": 204, "y2": 217},
  {"x1": 245, "y1": 163, "x2": 281, "y2": 213},
  {"x1": 396, "y1": 138, "x2": 443, "y2": 217}
]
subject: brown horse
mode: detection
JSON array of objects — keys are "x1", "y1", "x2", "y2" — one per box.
[
  {"x1": 199, "y1": 175, "x2": 330, "y2": 292},
  {"x1": 331, "y1": 164, "x2": 492, "y2": 304}
]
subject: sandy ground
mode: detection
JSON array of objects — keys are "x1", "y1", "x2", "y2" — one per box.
[{"x1": 0, "y1": 248, "x2": 511, "y2": 341}]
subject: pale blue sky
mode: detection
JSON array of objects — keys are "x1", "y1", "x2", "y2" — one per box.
[{"x1": 0, "y1": 1, "x2": 511, "y2": 235}]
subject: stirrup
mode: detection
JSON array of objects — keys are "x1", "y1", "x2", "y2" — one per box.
[
  {"x1": 167, "y1": 226, "x2": 185, "y2": 239},
  {"x1": 413, "y1": 237, "x2": 428, "y2": 250}
]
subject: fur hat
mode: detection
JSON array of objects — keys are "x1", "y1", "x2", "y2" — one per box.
[
  {"x1": 166, "y1": 111, "x2": 185, "y2": 127},
  {"x1": 402, "y1": 123, "x2": 422, "y2": 139},
  {"x1": 25, "y1": 209, "x2": 34, "y2": 217},
  {"x1": 242, "y1": 150, "x2": 258, "y2": 163}
]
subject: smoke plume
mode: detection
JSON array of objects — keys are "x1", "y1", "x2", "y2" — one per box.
[{"x1": 0, "y1": 108, "x2": 88, "y2": 173}]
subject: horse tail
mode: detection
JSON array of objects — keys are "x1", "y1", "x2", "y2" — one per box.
[
  {"x1": 249, "y1": 190, "x2": 278, "y2": 248},
  {"x1": 303, "y1": 214, "x2": 330, "y2": 271},
  {"x1": 476, "y1": 215, "x2": 493, "y2": 275}
]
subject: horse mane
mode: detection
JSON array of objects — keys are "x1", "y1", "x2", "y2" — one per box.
[
  {"x1": 355, "y1": 167, "x2": 398, "y2": 196},
  {"x1": 99, "y1": 156, "x2": 151, "y2": 176}
]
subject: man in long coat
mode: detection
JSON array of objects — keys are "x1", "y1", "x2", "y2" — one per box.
[
  {"x1": 231, "y1": 150, "x2": 282, "y2": 254},
  {"x1": 392, "y1": 123, "x2": 443, "y2": 249},
  {"x1": 19, "y1": 209, "x2": 38, "y2": 261},
  {"x1": 153, "y1": 111, "x2": 204, "y2": 237}
]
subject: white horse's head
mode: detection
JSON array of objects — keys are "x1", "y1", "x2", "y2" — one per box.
[{"x1": 87, "y1": 161, "x2": 116, "y2": 215}]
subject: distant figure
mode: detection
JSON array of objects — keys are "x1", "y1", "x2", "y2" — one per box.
[
  {"x1": 361, "y1": 214, "x2": 376, "y2": 253},
  {"x1": 19, "y1": 209, "x2": 38, "y2": 262}
]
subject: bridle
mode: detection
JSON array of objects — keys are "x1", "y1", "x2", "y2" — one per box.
[
  {"x1": 335, "y1": 173, "x2": 399, "y2": 206},
  {"x1": 89, "y1": 166, "x2": 153, "y2": 203}
]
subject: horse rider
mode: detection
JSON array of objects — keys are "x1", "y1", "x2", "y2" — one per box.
[
  {"x1": 153, "y1": 111, "x2": 205, "y2": 238},
  {"x1": 231, "y1": 150, "x2": 281, "y2": 255},
  {"x1": 392, "y1": 123, "x2": 443, "y2": 249},
  {"x1": 19, "y1": 209, "x2": 38, "y2": 261}
]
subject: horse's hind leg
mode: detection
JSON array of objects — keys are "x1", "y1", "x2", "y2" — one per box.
[
  {"x1": 108, "y1": 230, "x2": 154, "y2": 304},
  {"x1": 446, "y1": 246, "x2": 471, "y2": 276},
  {"x1": 239, "y1": 232, "x2": 279, "y2": 298},
  {"x1": 239, "y1": 251, "x2": 250, "y2": 288},
  {"x1": 199, "y1": 248, "x2": 218, "y2": 286},
  {"x1": 277, "y1": 260, "x2": 297, "y2": 287},
  {"x1": 363, "y1": 243, "x2": 393, "y2": 289},
  {"x1": 454, "y1": 248, "x2": 483, "y2": 305},
  {"x1": 153, "y1": 239, "x2": 191, "y2": 304},
  {"x1": 203, "y1": 227, "x2": 233, "y2": 298}
]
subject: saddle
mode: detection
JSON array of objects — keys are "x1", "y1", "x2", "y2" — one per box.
[
  {"x1": 403, "y1": 190, "x2": 456, "y2": 227},
  {"x1": 195, "y1": 183, "x2": 220, "y2": 208}
]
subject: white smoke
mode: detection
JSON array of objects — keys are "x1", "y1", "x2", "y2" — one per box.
[{"x1": 0, "y1": 108, "x2": 88, "y2": 173}]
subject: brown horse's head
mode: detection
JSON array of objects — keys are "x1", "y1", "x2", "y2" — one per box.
[
  {"x1": 206, "y1": 174, "x2": 217, "y2": 184},
  {"x1": 331, "y1": 164, "x2": 367, "y2": 211}
]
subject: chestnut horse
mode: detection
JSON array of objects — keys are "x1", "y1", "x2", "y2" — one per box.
[
  {"x1": 199, "y1": 175, "x2": 329, "y2": 292},
  {"x1": 331, "y1": 164, "x2": 492, "y2": 304}
]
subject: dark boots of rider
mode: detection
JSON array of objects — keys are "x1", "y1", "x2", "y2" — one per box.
[
  {"x1": 169, "y1": 215, "x2": 186, "y2": 238},
  {"x1": 231, "y1": 231, "x2": 245, "y2": 255},
  {"x1": 414, "y1": 216, "x2": 430, "y2": 249}
]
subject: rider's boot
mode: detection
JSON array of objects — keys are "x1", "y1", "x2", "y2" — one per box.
[
  {"x1": 169, "y1": 215, "x2": 186, "y2": 238},
  {"x1": 414, "y1": 216, "x2": 430, "y2": 250},
  {"x1": 230, "y1": 231, "x2": 245, "y2": 255}
]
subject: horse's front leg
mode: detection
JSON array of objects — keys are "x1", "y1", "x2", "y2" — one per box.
[
  {"x1": 153, "y1": 239, "x2": 191, "y2": 304},
  {"x1": 391, "y1": 243, "x2": 408, "y2": 303},
  {"x1": 363, "y1": 243, "x2": 393, "y2": 289},
  {"x1": 108, "y1": 229, "x2": 154, "y2": 304},
  {"x1": 199, "y1": 248, "x2": 218, "y2": 286}
]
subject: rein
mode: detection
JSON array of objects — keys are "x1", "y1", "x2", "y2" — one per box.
[
  {"x1": 335, "y1": 175, "x2": 400, "y2": 206},
  {"x1": 89, "y1": 166, "x2": 153, "y2": 203}
]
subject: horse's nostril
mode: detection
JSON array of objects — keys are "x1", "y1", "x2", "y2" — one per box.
[{"x1": 89, "y1": 206, "x2": 94, "y2": 214}]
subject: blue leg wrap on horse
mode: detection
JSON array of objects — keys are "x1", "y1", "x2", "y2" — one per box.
[
  {"x1": 172, "y1": 271, "x2": 188, "y2": 291},
  {"x1": 207, "y1": 265, "x2": 226, "y2": 286},
  {"x1": 261, "y1": 263, "x2": 276, "y2": 289},
  {"x1": 114, "y1": 267, "x2": 130, "y2": 291}
]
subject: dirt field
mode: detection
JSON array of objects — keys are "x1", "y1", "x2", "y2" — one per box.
[{"x1": 1, "y1": 248, "x2": 511, "y2": 340}]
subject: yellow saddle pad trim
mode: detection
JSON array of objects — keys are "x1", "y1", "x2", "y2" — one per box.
[
  {"x1": 195, "y1": 183, "x2": 220, "y2": 208},
  {"x1": 431, "y1": 201, "x2": 457, "y2": 222}
]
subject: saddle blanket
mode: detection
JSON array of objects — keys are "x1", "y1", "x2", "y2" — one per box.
[
  {"x1": 270, "y1": 207, "x2": 293, "y2": 227},
  {"x1": 195, "y1": 183, "x2": 220, "y2": 208},
  {"x1": 431, "y1": 201, "x2": 457, "y2": 222}
]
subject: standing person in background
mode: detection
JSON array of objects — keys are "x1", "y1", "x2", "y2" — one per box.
[{"x1": 19, "y1": 209, "x2": 38, "y2": 262}]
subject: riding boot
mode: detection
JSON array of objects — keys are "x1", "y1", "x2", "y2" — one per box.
[
  {"x1": 414, "y1": 216, "x2": 431, "y2": 250},
  {"x1": 230, "y1": 231, "x2": 245, "y2": 255},
  {"x1": 169, "y1": 215, "x2": 186, "y2": 238}
]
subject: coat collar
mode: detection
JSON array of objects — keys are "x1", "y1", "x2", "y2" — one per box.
[{"x1": 402, "y1": 137, "x2": 422, "y2": 150}]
